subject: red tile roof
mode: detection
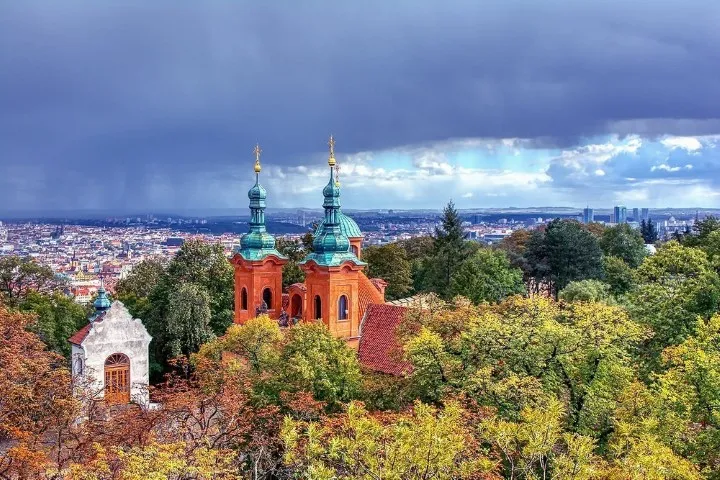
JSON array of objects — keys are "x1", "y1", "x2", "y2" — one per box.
[
  {"x1": 358, "y1": 304, "x2": 412, "y2": 376},
  {"x1": 358, "y1": 272, "x2": 385, "y2": 323},
  {"x1": 68, "y1": 314, "x2": 104, "y2": 345}
]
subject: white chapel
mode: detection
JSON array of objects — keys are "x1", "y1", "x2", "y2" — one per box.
[{"x1": 68, "y1": 282, "x2": 152, "y2": 406}]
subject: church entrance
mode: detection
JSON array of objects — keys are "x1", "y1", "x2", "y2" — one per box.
[{"x1": 104, "y1": 353, "x2": 130, "y2": 404}]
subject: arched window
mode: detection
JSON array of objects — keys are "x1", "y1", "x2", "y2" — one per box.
[
  {"x1": 241, "y1": 287, "x2": 248, "y2": 310},
  {"x1": 263, "y1": 288, "x2": 273, "y2": 308},
  {"x1": 314, "y1": 295, "x2": 322, "y2": 320},
  {"x1": 338, "y1": 295, "x2": 348, "y2": 320}
]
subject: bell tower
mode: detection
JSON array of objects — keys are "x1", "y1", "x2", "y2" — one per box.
[
  {"x1": 299, "y1": 136, "x2": 366, "y2": 340},
  {"x1": 231, "y1": 144, "x2": 287, "y2": 324}
]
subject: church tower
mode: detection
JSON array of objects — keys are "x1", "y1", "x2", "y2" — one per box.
[
  {"x1": 231, "y1": 145, "x2": 287, "y2": 324},
  {"x1": 299, "y1": 136, "x2": 366, "y2": 340}
]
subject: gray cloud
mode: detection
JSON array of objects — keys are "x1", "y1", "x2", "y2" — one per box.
[{"x1": 2, "y1": 0, "x2": 720, "y2": 210}]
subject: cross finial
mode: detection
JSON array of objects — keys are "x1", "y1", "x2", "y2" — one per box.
[
  {"x1": 253, "y1": 143, "x2": 262, "y2": 173},
  {"x1": 328, "y1": 135, "x2": 336, "y2": 167}
]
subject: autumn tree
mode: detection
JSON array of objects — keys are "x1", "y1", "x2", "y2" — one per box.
[
  {"x1": 165, "y1": 283, "x2": 215, "y2": 358},
  {"x1": 363, "y1": 243, "x2": 412, "y2": 300}
]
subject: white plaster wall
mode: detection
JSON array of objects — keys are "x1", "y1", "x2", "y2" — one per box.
[{"x1": 80, "y1": 301, "x2": 152, "y2": 406}]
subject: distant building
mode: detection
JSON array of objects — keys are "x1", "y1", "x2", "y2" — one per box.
[
  {"x1": 165, "y1": 237, "x2": 184, "y2": 247},
  {"x1": 582, "y1": 207, "x2": 594, "y2": 224},
  {"x1": 613, "y1": 206, "x2": 627, "y2": 224},
  {"x1": 632, "y1": 208, "x2": 640, "y2": 222},
  {"x1": 641, "y1": 208, "x2": 650, "y2": 222}
]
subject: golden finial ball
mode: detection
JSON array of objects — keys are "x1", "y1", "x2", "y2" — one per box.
[{"x1": 254, "y1": 160, "x2": 262, "y2": 173}]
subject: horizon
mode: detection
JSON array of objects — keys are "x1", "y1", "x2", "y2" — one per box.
[{"x1": 2, "y1": 2, "x2": 720, "y2": 210}]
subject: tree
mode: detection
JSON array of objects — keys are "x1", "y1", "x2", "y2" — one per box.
[
  {"x1": 449, "y1": 248, "x2": 525, "y2": 304},
  {"x1": 19, "y1": 291, "x2": 88, "y2": 358},
  {"x1": 280, "y1": 323, "x2": 362, "y2": 409},
  {"x1": 165, "y1": 283, "x2": 215, "y2": 358},
  {"x1": 276, "y1": 238, "x2": 306, "y2": 289},
  {"x1": 420, "y1": 201, "x2": 472, "y2": 298},
  {"x1": 599, "y1": 223, "x2": 647, "y2": 268},
  {"x1": 640, "y1": 219, "x2": 659, "y2": 244},
  {"x1": 115, "y1": 257, "x2": 166, "y2": 320},
  {"x1": 498, "y1": 229, "x2": 532, "y2": 273},
  {"x1": 0, "y1": 256, "x2": 62, "y2": 306},
  {"x1": 363, "y1": 243, "x2": 412, "y2": 300},
  {"x1": 602, "y1": 255, "x2": 636, "y2": 296},
  {"x1": 524, "y1": 219, "x2": 604, "y2": 297},
  {"x1": 0, "y1": 302, "x2": 79, "y2": 479},
  {"x1": 282, "y1": 400, "x2": 494, "y2": 479},
  {"x1": 630, "y1": 241, "x2": 720, "y2": 367},
  {"x1": 559, "y1": 279, "x2": 612, "y2": 303}
]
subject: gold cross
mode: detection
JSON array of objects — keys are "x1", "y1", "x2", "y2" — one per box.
[
  {"x1": 253, "y1": 143, "x2": 262, "y2": 162},
  {"x1": 328, "y1": 135, "x2": 335, "y2": 157}
]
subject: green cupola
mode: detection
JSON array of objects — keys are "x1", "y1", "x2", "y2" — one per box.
[
  {"x1": 300, "y1": 136, "x2": 365, "y2": 268},
  {"x1": 235, "y1": 144, "x2": 287, "y2": 262},
  {"x1": 91, "y1": 276, "x2": 111, "y2": 321}
]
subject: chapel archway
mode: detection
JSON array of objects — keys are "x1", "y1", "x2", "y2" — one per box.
[
  {"x1": 314, "y1": 295, "x2": 322, "y2": 320},
  {"x1": 263, "y1": 287, "x2": 273, "y2": 309},
  {"x1": 104, "y1": 353, "x2": 130, "y2": 404}
]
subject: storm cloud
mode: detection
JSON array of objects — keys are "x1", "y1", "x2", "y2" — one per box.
[{"x1": 1, "y1": 1, "x2": 720, "y2": 211}]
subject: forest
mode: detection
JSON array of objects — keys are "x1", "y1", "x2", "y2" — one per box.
[{"x1": 2, "y1": 205, "x2": 720, "y2": 479}]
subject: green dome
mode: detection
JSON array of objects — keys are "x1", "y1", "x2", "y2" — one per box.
[
  {"x1": 314, "y1": 212, "x2": 363, "y2": 238},
  {"x1": 248, "y1": 182, "x2": 267, "y2": 201},
  {"x1": 93, "y1": 285, "x2": 111, "y2": 312}
]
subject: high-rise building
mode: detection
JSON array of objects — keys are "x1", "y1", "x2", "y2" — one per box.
[
  {"x1": 613, "y1": 206, "x2": 627, "y2": 224},
  {"x1": 633, "y1": 208, "x2": 640, "y2": 222},
  {"x1": 582, "y1": 207, "x2": 594, "y2": 224},
  {"x1": 641, "y1": 208, "x2": 650, "y2": 222}
]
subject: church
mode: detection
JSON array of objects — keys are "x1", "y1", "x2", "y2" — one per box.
[{"x1": 231, "y1": 137, "x2": 410, "y2": 374}]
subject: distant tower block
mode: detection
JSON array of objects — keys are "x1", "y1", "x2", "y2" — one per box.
[{"x1": 231, "y1": 144, "x2": 287, "y2": 324}]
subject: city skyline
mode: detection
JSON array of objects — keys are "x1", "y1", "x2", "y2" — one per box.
[{"x1": 2, "y1": 2, "x2": 720, "y2": 211}]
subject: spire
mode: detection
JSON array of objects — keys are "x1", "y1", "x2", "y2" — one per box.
[
  {"x1": 300, "y1": 136, "x2": 365, "y2": 268},
  {"x1": 235, "y1": 144, "x2": 286, "y2": 262}
]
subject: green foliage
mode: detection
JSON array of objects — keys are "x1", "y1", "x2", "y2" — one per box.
[
  {"x1": 420, "y1": 201, "x2": 474, "y2": 298},
  {"x1": 115, "y1": 258, "x2": 165, "y2": 320},
  {"x1": 603, "y1": 255, "x2": 636, "y2": 296},
  {"x1": 165, "y1": 283, "x2": 215, "y2": 358},
  {"x1": 19, "y1": 291, "x2": 88, "y2": 358},
  {"x1": 524, "y1": 219, "x2": 604, "y2": 296},
  {"x1": 600, "y1": 223, "x2": 647, "y2": 268},
  {"x1": 275, "y1": 238, "x2": 306, "y2": 288},
  {"x1": 449, "y1": 248, "x2": 525, "y2": 304},
  {"x1": 559, "y1": 279, "x2": 612, "y2": 303},
  {"x1": 0, "y1": 256, "x2": 62, "y2": 306},
  {"x1": 630, "y1": 241, "x2": 720, "y2": 364},
  {"x1": 640, "y1": 218, "x2": 659, "y2": 243},
  {"x1": 280, "y1": 322, "x2": 362, "y2": 409},
  {"x1": 363, "y1": 243, "x2": 412, "y2": 300}
]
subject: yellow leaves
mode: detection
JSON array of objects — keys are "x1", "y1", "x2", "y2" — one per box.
[
  {"x1": 67, "y1": 441, "x2": 240, "y2": 480},
  {"x1": 282, "y1": 400, "x2": 493, "y2": 479}
]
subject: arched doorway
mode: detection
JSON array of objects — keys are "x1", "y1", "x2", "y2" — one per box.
[
  {"x1": 291, "y1": 294, "x2": 302, "y2": 318},
  {"x1": 104, "y1": 353, "x2": 130, "y2": 404},
  {"x1": 263, "y1": 287, "x2": 273, "y2": 309},
  {"x1": 314, "y1": 295, "x2": 322, "y2": 320}
]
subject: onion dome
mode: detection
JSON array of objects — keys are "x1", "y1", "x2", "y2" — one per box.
[
  {"x1": 235, "y1": 144, "x2": 287, "y2": 262},
  {"x1": 90, "y1": 277, "x2": 111, "y2": 322},
  {"x1": 315, "y1": 212, "x2": 363, "y2": 239},
  {"x1": 300, "y1": 136, "x2": 365, "y2": 268}
]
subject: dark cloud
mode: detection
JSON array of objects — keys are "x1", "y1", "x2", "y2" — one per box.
[{"x1": 2, "y1": 0, "x2": 720, "y2": 210}]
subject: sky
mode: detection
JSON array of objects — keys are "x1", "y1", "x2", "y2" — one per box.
[{"x1": 2, "y1": 1, "x2": 720, "y2": 213}]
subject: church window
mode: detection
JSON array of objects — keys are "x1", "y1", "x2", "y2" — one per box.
[
  {"x1": 241, "y1": 287, "x2": 248, "y2": 310},
  {"x1": 291, "y1": 294, "x2": 303, "y2": 318},
  {"x1": 314, "y1": 295, "x2": 322, "y2": 319},
  {"x1": 104, "y1": 353, "x2": 130, "y2": 404},
  {"x1": 263, "y1": 287, "x2": 273, "y2": 308},
  {"x1": 338, "y1": 295, "x2": 348, "y2": 320},
  {"x1": 351, "y1": 245, "x2": 359, "y2": 257}
]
